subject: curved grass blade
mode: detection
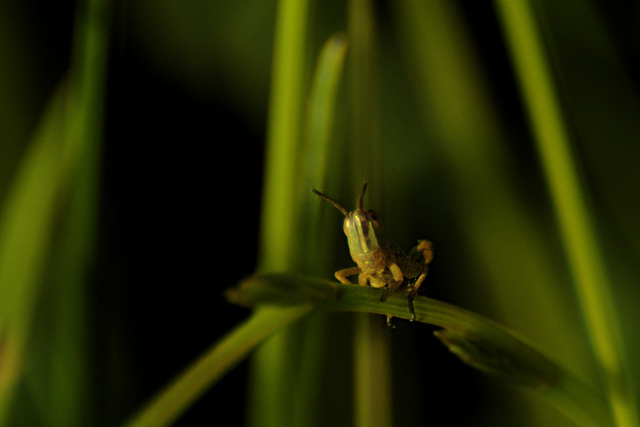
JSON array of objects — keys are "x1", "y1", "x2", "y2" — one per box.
[{"x1": 230, "y1": 273, "x2": 614, "y2": 427}]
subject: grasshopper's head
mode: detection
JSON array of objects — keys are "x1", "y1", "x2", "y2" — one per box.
[{"x1": 312, "y1": 181, "x2": 383, "y2": 258}]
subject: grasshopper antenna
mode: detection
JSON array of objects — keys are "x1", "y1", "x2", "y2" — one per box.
[
  {"x1": 356, "y1": 180, "x2": 368, "y2": 212},
  {"x1": 312, "y1": 188, "x2": 349, "y2": 216}
]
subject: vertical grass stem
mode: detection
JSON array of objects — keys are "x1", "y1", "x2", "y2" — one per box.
[
  {"x1": 348, "y1": 1, "x2": 390, "y2": 426},
  {"x1": 250, "y1": 0, "x2": 309, "y2": 426}
]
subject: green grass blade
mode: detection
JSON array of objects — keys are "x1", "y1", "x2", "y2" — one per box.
[
  {"x1": 353, "y1": 314, "x2": 392, "y2": 427},
  {"x1": 347, "y1": 0, "x2": 380, "y2": 189},
  {"x1": 46, "y1": 0, "x2": 109, "y2": 424},
  {"x1": 250, "y1": 0, "x2": 310, "y2": 426},
  {"x1": 124, "y1": 306, "x2": 313, "y2": 427},
  {"x1": 258, "y1": 0, "x2": 309, "y2": 273},
  {"x1": 0, "y1": 87, "x2": 71, "y2": 424},
  {"x1": 0, "y1": 0, "x2": 109, "y2": 424},
  {"x1": 302, "y1": 33, "x2": 348, "y2": 193},
  {"x1": 494, "y1": 1, "x2": 638, "y2": 426},
  {"x1": 230, "y1": 273, "x2": 614, "y2": 427},
  {"x1": 301, "y1": 32, "x2": 349, "y2": 271}
]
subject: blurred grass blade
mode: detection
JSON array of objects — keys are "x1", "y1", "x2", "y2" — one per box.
[
  {"x1": 43, "y1": 0, "x2": 110, "y2": 424},
  {"x1": 258, "y1": 0, "x2": 309, "y2": 273},
  {"x1": 0, "y1": 0, "x2": 109, "y2": 423},
  {"x1": 348, "y1": 0, "x2": 380, "y2": 188},
  {"x1": 434, "y1": 329, "x2": 610, "y2": 427},
  {"x1": 125, "y1": 306, "x2": 312, "y2": 427},
  {"x1": 302, "y1": 33, "x2": 348, "y2": 193},
  {"x1": 0, "y1": 87, "x2": 71, "y2": 423},
  {"x1": 293, "y1": 34, "x2": 349, "y2": 427},
  {"x1": 250, "y1": 0, "x2": 310, "y2": 426},
  {"x1": 301, "y1": 32, "x2": 349, "y2": 271},
  {"x1": 494, "y1": 1, "x2": 638, "y2": 426}
]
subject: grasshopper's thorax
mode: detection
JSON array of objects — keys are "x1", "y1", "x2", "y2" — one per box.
[{"x1": 343, "y1": 209, "x2": 388, "y2": 275}]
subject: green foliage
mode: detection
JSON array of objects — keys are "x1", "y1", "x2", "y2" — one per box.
[{"x1": 2, "y1": 0, "x2": 640, "y2": 426}]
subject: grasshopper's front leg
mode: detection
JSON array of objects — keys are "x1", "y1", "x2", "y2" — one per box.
[{"x1": 334, "y1": 267, "x2": 362, "y2": 285}]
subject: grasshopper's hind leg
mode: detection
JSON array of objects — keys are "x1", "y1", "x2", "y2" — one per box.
[
  {"x1": 404, "y1": 240, "x2": 433, "y2": 321},
  {"x1": 381, "y1": 263, "x2": 404, "y2": 328},
  {"x1": 379, "y1": 263, "x2": 404, "y2": 301},
  {"x1": 406, "y1": 270, "x2": 427, "y2": 322}
]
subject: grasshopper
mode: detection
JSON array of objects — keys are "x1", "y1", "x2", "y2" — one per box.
[{"x1": 312, "y1": 181, "x2": 433, "y2": 324}]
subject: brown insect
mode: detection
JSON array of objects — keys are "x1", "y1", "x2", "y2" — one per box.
[{"x1": 312, "y1": 181, "x2": 433, "y2": 324}]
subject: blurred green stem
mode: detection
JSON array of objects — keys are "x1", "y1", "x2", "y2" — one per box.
[
  {"x1": 49, "y1": 0, "x2": 109, "y2": 424},
  {"x1": 249, "y1": 0, "x2": 309, "y2": 426},
  {"x1": 348, "y1": 1, "x2": 389, "y2": 426},
  {"x1": 348, "y1": 0, "x2": 380, "y2": 189},
  {"x1": 0, "y1": 87, "x2": 68, "y2": 425},
  {"x1": 125, "y1": 306, "x2": 312, "y2": 427},
  {"x1": 494, "y1": 1, "x2": 638, "y2": 425},
  {"x1": 258, "y1": 0, "x2": 308, "y2": 272}
]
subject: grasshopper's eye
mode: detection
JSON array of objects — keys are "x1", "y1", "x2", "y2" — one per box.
[{"x1": 344, "y1": 215, "x2": 370, "y2": 237}]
